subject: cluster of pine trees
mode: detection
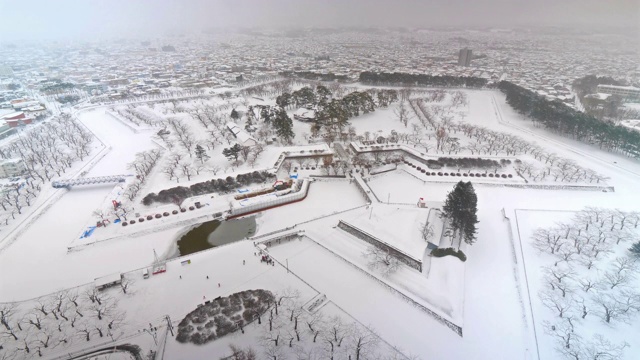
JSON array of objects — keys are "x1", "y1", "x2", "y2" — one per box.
[
  {"x1": 359, "y1": 71, "x2": 488, "y2": 88},
  {"x1": 498, "y1": 81, "x2": 640, "y2": 159},
  {"x1": 142, "y1": 170, "x2": 275, "y2": 205},
  {"x1": 441, "y1": 181, "x2": 479, "y2": 247},
  {"x1": 233, "y1": 104, "x2": 295, "y2": 144},
  {"x1": 276, "y1": 86, "x2": 387, "y2": 135}
]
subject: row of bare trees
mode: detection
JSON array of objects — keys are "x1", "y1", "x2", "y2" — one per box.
[
  {"x1": 532, "y1": 208, "x2": 640, "y2": 266},
  {"x1": 403, "y1": 93, "x2": 608, "y2": 184},
  {"x1": 0, "y1": 113, "x2": 95, "y2": 228},
  {"x1": 92, "y1": 88, "x2": 207, "y2": 105},
  {"x1": 230, "y1": 289, "x2": 386, "y2": 360},
  {"x1": 532, "y1": 207, "x2": 640, "y2": 359},
  {"x1": 0, "y1": 282, "x2": 129, "y2": 360},
  {"x1": 123, "y1": 149, "x2": 163, "y2": 205}
]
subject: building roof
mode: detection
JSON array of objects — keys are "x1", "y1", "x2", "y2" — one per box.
[
  {"x1": 586, "y1": 93, "x2": 612, "y2": 100},
  {"x1": 597, "y1": 84, "x2": 640, "y2": 91},
  {"x1": 94, "y1": 273, "x2": 122, "y2": 287},
  {"x1": 1, "y1": 112, "x2": 24, "y2": 120},
  {"x1": 226, "y1": 122, "x2": 257, "y2": 145}
]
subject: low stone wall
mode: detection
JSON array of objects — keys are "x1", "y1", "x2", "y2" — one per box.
[
  {"x1": 352, "y1": 175, "x2": 377, "y2": 203},
  {"x1": 255, "y1": 230, "x2": 303, "y2": 249},
  {"x1": 337, "y1": 220, "x2": 422, "y2": 272},
  {"x1": 228, "y1": 179, "x2": 311, "y2": 218}
]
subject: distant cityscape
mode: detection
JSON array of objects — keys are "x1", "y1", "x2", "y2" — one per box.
[{"x1": 0, "y1": 28, "x2": 637, "y2": 108}]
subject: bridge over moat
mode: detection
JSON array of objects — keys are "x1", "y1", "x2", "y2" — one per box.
[{"x1": 52, "y1": 175, "x2": 132, "y2": 189}]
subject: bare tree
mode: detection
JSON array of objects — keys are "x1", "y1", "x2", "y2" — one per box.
[
  {"x1": 543, "y1": 318, "x2": 579, "y2": 353},
  {"x1": 420, "y1": 221, "x2": 435, "y2": 243},
  {"x1": 163, "y1": 164, "x2": 178, "y2": 182},
  {"x1": 76, "y1": 326, "x2": 93, "y2": 342},
  {"x1": 612, "y1": 257, "x2": 637, "y2": 275},
  {"x1": 208, "y1": 164, "x2": 221, "y2": 175},
  {"x1": 179, "y1": 162, "x2": 194, "y2": 181},
  {"x1": 0, "y1": 303, "x2": 18, "y2": 331},
  {"x1": 120, "y1": 276, "x2": 134, "y2": 295},
  {"x1": 228, "y1": 344, "x2": 257, "y2": 360},
  {"x1": 321, "y1": 316, "x2": 348, "y2": 360},
  {"x1": 532, "y1": 228, "x2": 564, "y2": 255},
  {"x1": 347, "y1": 324, "x2": 379, "y2": 360},
  {"x1": 578, "y1": 277, "x2": 601, "y2": 293},
  {"x1": 593, "y1": 293, "x2": 626, "y2": 324},
  {"x1": 540, "y1": 289, "x2": 575, "y2": 318},
  {"x1": 582, "y1": 333, "x2": 629, "y2": 359},
  {"x1": 363, "y1": 246, "x2": 401, "y2": 276},
  {"x1": 281, "y1": 160, "x2": 293, "y2": 174},
  {"x1": 603, "y1": 270, "x2": 630, "y2": 290},
  {"x1": 239, "y1": 146, "x2": 252, "y2": 162},
  {"x1": 393, "y1": 101, "x2": 411, "y2": 128}
]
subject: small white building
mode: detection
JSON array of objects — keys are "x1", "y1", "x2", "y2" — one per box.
[
  {"x1": 226, "y1": 122, "x2": 257, "y2": 147},
  {"x1": 0, "y1": 158, "x2": 25, "y2": 178},
  {"x1": 293, "y1": 108, "x2": 316, "y2": 122},
  {"x1": 94, "y1": 273, "x2": 123, "y2": 291}
]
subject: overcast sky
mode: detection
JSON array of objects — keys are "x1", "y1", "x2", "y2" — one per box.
[{"x1": 0, "y1": 0, "x2": 637, "y2": 40}]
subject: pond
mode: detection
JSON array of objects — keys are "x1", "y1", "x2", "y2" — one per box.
[{"x1": 174, "y1": 216, "x2": 256, "y2": 257}]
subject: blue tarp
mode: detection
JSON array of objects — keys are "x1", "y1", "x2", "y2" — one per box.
[
  {"x1": 80, "y1": 226, "x2": 97, "y2": 239},
  {"x1": 114, "y1": 219, "x2": 121, "y2": 224},
  {"x1": 237, "y1": 189, "x2": 249, "y2": 193},
  {"x1": 289, "y1": 174, "x2": 299, "y2": 179}
]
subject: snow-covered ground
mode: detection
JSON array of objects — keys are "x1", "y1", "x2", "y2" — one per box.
[
  {"x1": 0, "y1": 108, "x2": 172, "y2": 301},
  {"x1": 514, "y1": 209, "x2": 640, "y2": 359},
  {"x1": 2, "y1": 87, "x2": 640, "y2": 359}
]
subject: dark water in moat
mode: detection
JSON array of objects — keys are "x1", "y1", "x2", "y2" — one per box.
[{"x1": 175, "y1": 216, "x2": 256, "y2": 257}]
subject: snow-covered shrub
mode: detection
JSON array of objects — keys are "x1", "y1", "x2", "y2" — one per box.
[
  {"x1": 176, "y1": 289, "x2": 274, "y2": 345},
  {"x1": 431, "y1": 247, "x2": 467, "y2": 262}
]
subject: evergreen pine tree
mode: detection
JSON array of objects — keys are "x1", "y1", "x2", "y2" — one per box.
[
  {"x1": 230, "y1": 108, "x2": 239, "y2": 120},
  {"x1": 273, "y1": 107, "x2": 295, "y2": 144},
  {"x1": 222, "y1": 144, "x2": 242, "y2": 161},
  {"x1": 460, "y1": 182, "x2": 479, "y2": 245},
  {"x1": 441, "y1": 181, "x2": 479, "y2": 248},
  {"x1": 442, "y1": 182, "x2": 465, "y2": 244},
  {"x1": 630, "y1": 241, "x2": 640, "y2": 258},
  {"x1": 195, "y1": 144, "x2": 209, "y2": 164},
  {"x1": 245, "y1": 109, "x2": 254, "y2": 132}
]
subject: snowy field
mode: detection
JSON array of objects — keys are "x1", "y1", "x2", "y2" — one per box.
[
  {"x1": 515, "y1": 209, "x2": 640, "y2": 359},
  {"x1": 1, "y1": 85, "x2": 640, "y2": 359}
]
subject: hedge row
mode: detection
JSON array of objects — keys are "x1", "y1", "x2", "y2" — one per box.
[
  {"x1": 404, "y1": 161, "x2": 513, "y2": 178},
  {"x1": 435, "y1": 157, "x2": 501, "y2": 169},
  {"x1": 143, "y1": 171, "x2": 276, "y2": 206},
  {"x1": 431, "y1": 247, "x2": 467, "y2": 262},
  {"x1": 121, "y1": 207, "x2": 201, "y2": 226}
]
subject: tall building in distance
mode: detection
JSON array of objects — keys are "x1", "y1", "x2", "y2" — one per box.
[{"x1": 458, "y1": 48, "x2": 473, "y2": 67}]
